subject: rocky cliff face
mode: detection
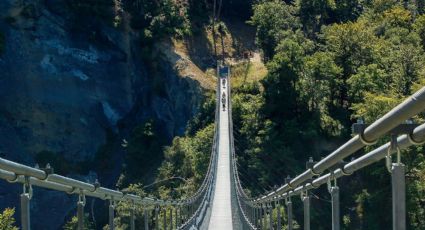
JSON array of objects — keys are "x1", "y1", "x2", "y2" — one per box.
[{"x1": 0, "y1": 0, "x2": 206, "y2": 228}]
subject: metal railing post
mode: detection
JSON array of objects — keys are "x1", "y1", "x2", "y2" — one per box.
[
  {"x1": 155, "y1": 206, "x2": 159, "y2": 230},
  {"x1": 109, "y1": 199, "x2": 115, "y2": 230},
  {"x1": 276, "y1": 200, "x2": 281, "y2": 230},
  {"x1": 21, "y1": 177, "x2": 32, "y2": 230},
  {"x1": 163, "y1": 207, "x2": 167, "y2": 230},
  {"x1": 302, "y1": 192, "x2": 310, "y2": 230},
  {"x1": 253, "y1": 207, "x2": 257, "y2": 227},
  {"x1": 170, "y1": 208, "x2": 173, "y2": 230},
  {"x1": 178, "y1": 206, "x2": 182, "y2": 225},
  {"x1": 330, "y1": 185, "x2": 340, "y2": 230},
  {"x1": 144, "y1": 209, "x2": 149, "y2": 230},
  {"x1": 259, "y1": 206, "x2": 263, "y2": 229},
  {"x1": 264, "y1": 204, "x2": 268, "y2": 229},
  {"x1": 286, "y1": 198, "x2": 293, "y2": 230},
  {"x1": 174, "y1": 207, "x2": 178, "y2": 229},
  {"x1": 392, "y1": 163, "x2": 406, "y2": 230},
  {"x1": 269, "y1": 203, "x2": 273, "y2": 230},
  {"x1": 130, "y1": 203, "x2": 136, "y2": 230},
  {"x1": 249, "y1": 205, "x2": 253, "y2": 226},
  {"x1": 77, "y1": 191, "x2": 86, "y2": 230}
]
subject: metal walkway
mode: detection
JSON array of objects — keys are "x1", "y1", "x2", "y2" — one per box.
[{"x1": 208, "y1": 70, "x2": 234, "y2": 229}]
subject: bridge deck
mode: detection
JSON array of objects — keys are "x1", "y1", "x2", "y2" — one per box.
[{"x1": 208, "y1": 79, "x2": 233, "y2": 229}]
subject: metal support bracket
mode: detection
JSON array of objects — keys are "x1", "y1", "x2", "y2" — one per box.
[
  {"x1": 327, "y1": 174, "x2": 338, "y2": 193},
  {"x1": 306, "y1": 157, "x2": 320, "y2": 176},
  {"x1": 352, "y1": 120, "x2": 378, "y2": 145},
  {"x1": 386, "y1": 135, "x2": 402, "y2": 173},
  {"x1": 40, "y1": 163, "x2": 54, "y2": 180},
  {"x1": 328, "y1": 161, "x2": 349, "y2": 176},
  {"x1": 90, "y1": 179, "x2": 101, "y2": 193},
  {"x1": 285, "y1": 176, "x2": 294, "y2": 189}
]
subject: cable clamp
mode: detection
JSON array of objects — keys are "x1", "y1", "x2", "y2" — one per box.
[
  {"x1": 23, "y1": 176, "x2": 33, "y2": 199},
  {"x1": 66, "y1": 186, "x2": 77, "y2": 195},
  {"x1": 306, "y1": 157, "x2": 320, "y2": 176},
  {"x1": 340, "y1": 166, "x2": 352, "y2": 176},
  {"x1": 407, "y1": 132, "x2": 425, "y2": 145},
  {"x1": 300, "y1": 190, "x2": 309, "y2": 201},
  {"x1": 386, "y1": 135, "x2": 402, "y2": 173},
  {"x1": 285, "y1": 175, "x2": 294, "y2": 189},
  {"x1": 78, "y1": 190, "x2": 86, "y2": 206},
  {"x1": 336, "y1": 160, "x2": 352, "y2": 176},
  {"x1": 352, "y1": 120, "x2": 378, "y2": 145},
  {"x1": 327, "y1": 174, "x2": 337, "y2": 193},
  {"x1": 7, "y1": 173, "x2": 19, "y2": 183},
  {"x1": 109, "y1": 197, "x2": 115, "y2": 207},
  {"x1": 40, "y1": 163, "x2": 54, "y2": 180},
  {"x1": 89, "y1": 179, "x2": 100, "y2": 193},
  {"x1": 285, "y1": 196, "x2": 291, "y2": 205}
]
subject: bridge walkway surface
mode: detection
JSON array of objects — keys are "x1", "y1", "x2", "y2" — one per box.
[{"x1": 207, "y1": 73, "x2": 234, "y2": 230}]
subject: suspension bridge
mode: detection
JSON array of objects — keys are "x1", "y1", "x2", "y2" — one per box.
[{"x1": 1, "y1": 65, "x2": 425, "y2": 230}]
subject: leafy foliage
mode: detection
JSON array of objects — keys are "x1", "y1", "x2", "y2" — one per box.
[
  {"x1": 63, "y1": 215, "x2": 94, "y2": 230},
  {"x1": 0, "y1": 208, "x2": 18, "y2": 230},
  {"x1": 104, "y1": 184, "x2": 150, "y2": 230},
  {"x1": 239, "y1": 0, "x2": 425, "y2": 229},
  {"x1": 154, "y1": 122, "x2": 214, "y2": 199},
  {"x1": 122, "y1": 121, "x2": 165, "y2": 186},
  {"x1": 249, "y1": 1, "x2": 300, "y2": 60}
]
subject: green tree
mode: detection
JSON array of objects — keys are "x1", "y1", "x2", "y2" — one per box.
[
  {"x1": 333, "y1": 0, "x2": 364, "y2": 22},
  {"x1": 299, "y1": 0, "x2": 336, "y2": 34},
  {"x1": 262, "y1": 38, "x2": 305, "y2": 122},
  {"x1": 249, "y1": 1, "x2": 300, "y2": 60},
  {"x1": 413, "y1": 14, "x2": 425, "y2": 48},
  {"x1": 156, "y1": 124, "x2": 214, "y2": 199},
  {"x1": 347, "y1": 64, "x2": 387, "y2": 101},
  {"x1": 124, "y1": 121, "x2": 165, "y2": 185},
  {"x1": 322, "y1": 20, "x2": 378, "y2": 107},
  {"x1": 300, "y1": 51, "x2": 342, "y2": 111}
]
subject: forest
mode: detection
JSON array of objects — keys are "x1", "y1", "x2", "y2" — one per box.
[{"x1": 153, "y1": 0, "x2": 425, "y2": 229}]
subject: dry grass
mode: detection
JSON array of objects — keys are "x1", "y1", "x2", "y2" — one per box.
[
  {"x1": 230, "y1": 53, "x2": 267, "y2": 89},
  {"x1": 158, "y1": 19, "x2": 267, "y2": 92},
  {"x1": 157, "y1": 40, "x2": 216, "y2": 90}
]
